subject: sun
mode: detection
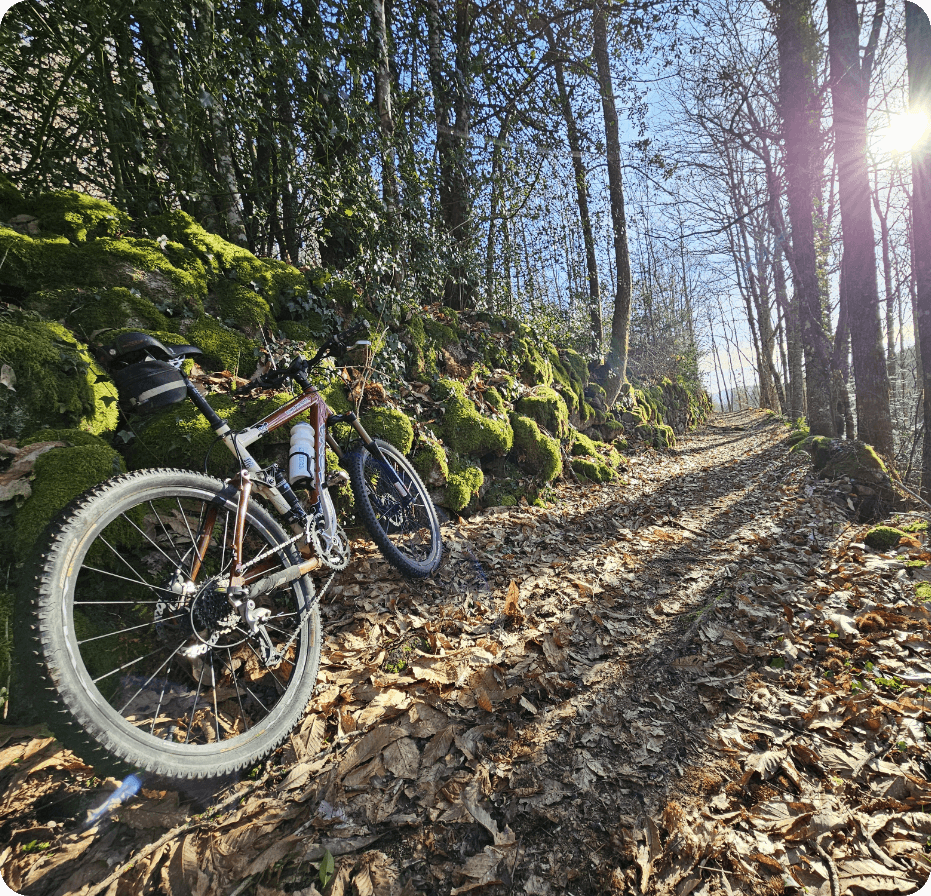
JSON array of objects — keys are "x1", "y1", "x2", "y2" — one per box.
[{"x1": 876, "y1": 111, "x2": 930, "y2": 154}]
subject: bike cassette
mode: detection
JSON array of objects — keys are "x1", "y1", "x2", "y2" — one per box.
[{"x1": 310, "y1": 519, "x2": 350, "y2": 570}]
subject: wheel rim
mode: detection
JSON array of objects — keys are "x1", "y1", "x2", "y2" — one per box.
[
  {"x1": 62, "y1": 484, "x2": 314, "y2": 753},
  {"x1": 360, "y1": 451, "x2": 437, "y2": 565}
]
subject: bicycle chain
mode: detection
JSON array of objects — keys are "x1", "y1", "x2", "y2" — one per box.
[{"x1": 259, "y1": 568, "x2": 337, "y2": 667}]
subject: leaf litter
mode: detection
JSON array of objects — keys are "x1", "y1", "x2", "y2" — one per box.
[{"x1": 1, "y1": 409, "x2": 930, "y2": 895}]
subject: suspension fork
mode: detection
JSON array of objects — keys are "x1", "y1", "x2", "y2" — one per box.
[{"x1": 330, "y1": 411, "x2": 412, "y2": 502}]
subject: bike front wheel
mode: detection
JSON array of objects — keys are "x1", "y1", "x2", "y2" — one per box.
[
  {"x1": 348, "y1": 439, "x2": 443, "y2": 579},
  {"x1": 18, "y1": 469, "x2": 321, "y2": 778}
]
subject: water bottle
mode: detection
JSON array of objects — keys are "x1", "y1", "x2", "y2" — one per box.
[{"x1": 288, "y1": 422, "x2": 315, "y2": 486}]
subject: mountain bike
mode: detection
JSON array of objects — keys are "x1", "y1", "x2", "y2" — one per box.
[{"x1": 17, "y1": 321, "x2": 443, "y2": 779}]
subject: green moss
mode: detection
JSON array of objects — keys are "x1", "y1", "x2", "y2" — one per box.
[
  {"x1": 319, "y1": 378, "x2": 352, "y2": 414},
  {"x1": 424, "y1": 317, "x2": 459, "y2": 347},
  {"x1": 569, "y1": 430, "x2": 624, "y2": 470},
  {"x1": 186, "y1": 316, "x2": 256, "y2": 376},
  {"x1": 278, "y1": 320, "x2": 323, "y2": 351},
  {"x1": 510, "y1": 414, "x2": 562, "y2": 482},
  {"x1": 0, "y1": 226, "x2": 205, "y2": 316},
  {"x1": 438, "y1": 379, "x2": 513, "y2": 457},
  {"x1": 21, "y1": 429, "x2": 110, "y2": 448},
  {"x1": 787, "y1": 429, "x2": 809, "y2": 448},
  {"x1": 916, "y1": 582, "x2": 931, "y2": 601},
  {"x1": 906, "y1": 560, "x2": 927, "y2": 569},
  {"x1": 23, "y1": 286, "x2": 177, "y2": 337},
  {"x1": 514, "y1": 337, "x2": 552, "y2": 387},
  {"x1": 864, "y1": 526, "x2": 905, "y2": 550},
  {"x1": 514, "y1": 386, "x2": 569, "y2": 439},
  {"x1": 359, "y1": 407, "x2": 414, "y2": 454},
  {"x1": 900, "y1": 520, "x2": 929, "y2": 534},
  {"x1": 571, "y1": 455, "x2": 615, "y2": 484},
  {"x1": 327, "y1": 278, "x2": 360, "y2": 311},
  {"x1": 654, "y1": 423, "x2": 676, "y2": 448},
  {"x1": 209, "y1": 279, "x2": 272, "y2": 331},
  {"x1": 26, "y1": 191, "x2": 130, "y2": 242},
  {"x1": 144, "y1": 210, "x2": 256, "y2": 279},
  {"x1": 412, "y1": 438, "x2": 449, "y2": 487},
  {"x1": 570, "y1": 430, "x2": 600, "y2": 458},
  {"x1": 444, "y1": 456, "x2": 483, "y2": 512},
  {"x1": 0, "y1": 316, "x2": 118, "y2": 439},
  {"x1": 12, "y1": 444, "x2": 126, "y2": 560},
  {"x1": 484, "y1": 387, "x2": 507, "y2": 415}
]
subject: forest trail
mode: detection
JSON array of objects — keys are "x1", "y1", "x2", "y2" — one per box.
[{"x1": 3, "y1": 410, "x2": 930, "y2": 896}]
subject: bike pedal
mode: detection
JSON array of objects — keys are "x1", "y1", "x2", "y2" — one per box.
[{"x1": 324, "y1": 470, "x2": 349, "y2": 489}]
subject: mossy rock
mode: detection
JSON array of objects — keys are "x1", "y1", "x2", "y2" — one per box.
[
  {"x1": 510, "y1": 414, "x2": 562, "y2": 482},
  {"x1": 21, "y1": 428, "x2": 110, "y2": 448},
  {"x1": 571, "y1": 455, "x2": 615, "y2": 484},
  {"x1": 483, "y1": 386, "x2": 507, "y2": 415},
  {"x1": 864, "y1": 526, "x2": 905, "y2": 551},
  {"x1": 22, "y1": 286, "x2": 178, "y2": 338},
  {"x1": 143, "y1": 210, "x2": 259, "y2": 280},
  {"x1": 0, "y1": 226, "x2": 205, "y2": 316},
  {"x1": 144, "y1": 211, "x2": 311, "y2": 319},
  {"x1": 412, "y1": 439, "x2": 449, "y2": 487},
  {"x1": 278, "y1": 320, "x2": 323, "y2": 351},
  {"x1": 0, "y1": 316, "x2": 118, "y2": 439},
  {"x1": 514, "y1": 386, "x2": 569, "y2": 439},
  {"x1": 24, "y1": 191, "x2": 130, "y2": 242},
  {"x1": 444, "y1": 456, "x2": 483, "y2": 512},
  {"x1": 654, "y1": 423, "x2": 676, "y2": 448},
  {"x1": 916, "y1": 582, "x2": 931, "y2": 601},
  {"x1": 186, "y1": 316, "x2": 257, "y2": 376},
  {"x1": 407, "y1": 315, "x2": 427, "y2": 376},
  {"x1": 570, "y1": 430, "x2": 624, "y2": 469},
  {"x1": 208, "y1": 278, "x2": 272, "y2": 331},
  {"x1": 11, "y1": 442, "x2": 125, "y2": 560},
  {"x1": 126, "y1": 391, "x2": 304, "y2": 476},
  {"x1": 787, "y1": 429, "x2": 809, "y2": 448},
  {"x1": 424, "y1": 316, "x2": 460, "y2": 347},
  {"x1": 513, "y1": 336, "x2": 553, "y2": 387},
  {"x1": 438, "y1": 379, "x2": 513, "y2": 457},
  {"x1": 359, "y1": 407, "x2": 414, "y2": 455}
]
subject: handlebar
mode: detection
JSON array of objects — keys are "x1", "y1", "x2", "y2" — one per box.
[{"x1": 242, "y1": 320, "x2": 369, "y2": 394}]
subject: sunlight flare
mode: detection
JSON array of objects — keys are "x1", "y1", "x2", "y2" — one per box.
[{"x1": 876, "y1": 111, "x2": 930, "y2": 154}]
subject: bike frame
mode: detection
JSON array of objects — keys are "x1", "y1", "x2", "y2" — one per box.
[{"x1": 179, "y1": 371, "x2": 411, "y2": 594}]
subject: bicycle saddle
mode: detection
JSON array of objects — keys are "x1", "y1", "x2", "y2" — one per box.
[{"x1": 103, "y1": 331, "x2": 203, "y2": 365}]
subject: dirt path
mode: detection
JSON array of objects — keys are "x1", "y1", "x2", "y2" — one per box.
[{"x1": 3, "y1": 410, "x2": 930, "y2": 896}]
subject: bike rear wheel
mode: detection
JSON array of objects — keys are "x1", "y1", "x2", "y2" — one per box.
[
  {"x1": 17, "y1": 469, "x2": 321, "y2": 778},
  {"x1": 348, "y1": 439, "x2": 443, "y2": 578}
]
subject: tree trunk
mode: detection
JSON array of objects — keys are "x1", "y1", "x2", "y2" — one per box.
[
  {"x1": 775, "y1": 0, "x2": 834, "y2": 436},
  {"x1": 426, "y1": 0, "x2": 474, "y2": 310},
  {"x1": 907, "y1": 1, "x2": 931, "y2": 497},
  {"x1": 547, "y1": 24, "x2": 601, "y2": 353},
  {"x1": 593, "y1": 1, "x2": 633, "y2": 404},
  {"x1": 371, "y1": 0, "x2": 400, "y2": 242},
  {"x1": 827, "y1": 0, "x2": 893, "y2": 455},
  {"x1": 135, "y1": 7, "x2": 216, "y2": 226}
]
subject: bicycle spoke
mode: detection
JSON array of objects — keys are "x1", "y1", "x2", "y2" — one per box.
[{"x1": 184, "y1": 659, "x2": 209, "y2": 744}]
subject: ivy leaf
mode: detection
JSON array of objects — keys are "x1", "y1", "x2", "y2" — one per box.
[{"x1": 318, "y1": 849, "x2": 335, "y2": 888}]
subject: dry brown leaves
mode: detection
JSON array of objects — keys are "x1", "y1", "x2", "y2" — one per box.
[{"x1": 2, "y1": 410, "x2": 930, "y2": 896}]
